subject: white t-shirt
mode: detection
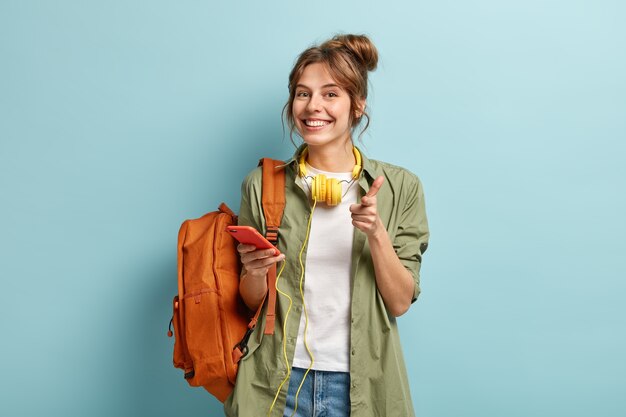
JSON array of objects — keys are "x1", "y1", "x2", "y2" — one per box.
[{"x1": 291, "y1": 163, "x2": 359, "y2": 372}]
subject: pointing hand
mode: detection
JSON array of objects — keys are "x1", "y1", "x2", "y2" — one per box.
[{"x1": 349, "y1": 176, "x2": 385, "y2": 237}]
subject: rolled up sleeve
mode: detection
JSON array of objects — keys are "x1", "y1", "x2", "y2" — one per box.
[{"x1": 393, "y1": 176, "x2": 429, "y2": 304}]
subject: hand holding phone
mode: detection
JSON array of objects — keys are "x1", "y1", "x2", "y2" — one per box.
[{"x1": 226, "y1": 226, "x2": 281, "y2": 255}]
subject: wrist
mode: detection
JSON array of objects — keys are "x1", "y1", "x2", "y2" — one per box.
[
  {"x1": 367, "y1": 217, "x2": 387, "y2": 240},
  {"x1": 243, "y1": 270, "x2": 267, "y2": 281}
]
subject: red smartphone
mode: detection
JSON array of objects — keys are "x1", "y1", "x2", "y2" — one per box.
[{"x1": 226, "y1": 225, "x2": 281, "y2": 255}]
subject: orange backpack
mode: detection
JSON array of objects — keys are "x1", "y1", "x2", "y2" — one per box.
[{"x1": 167, "y1": 158, "x2": 285, "y2": 402}]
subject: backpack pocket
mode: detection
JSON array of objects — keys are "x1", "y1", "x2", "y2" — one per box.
[
  {"x1": 169, "y1": 296, "x2": 188, "y2": 370},
  {"x1": 181, "y1": 288, "x2": 230, "y2": 391}
]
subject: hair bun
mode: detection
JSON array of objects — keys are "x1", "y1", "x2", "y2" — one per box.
[{"x1": 331, "y1": 34, "x2": 378, "y2": 72}]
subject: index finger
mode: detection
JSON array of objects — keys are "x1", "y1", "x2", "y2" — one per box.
[{"x1": 365, "y1": 176, "x2": 385, "y2": 198}]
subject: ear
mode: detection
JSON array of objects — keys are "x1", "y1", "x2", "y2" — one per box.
[{"x1": 355, "y1": 97, "x2": 366, "y2": 118}]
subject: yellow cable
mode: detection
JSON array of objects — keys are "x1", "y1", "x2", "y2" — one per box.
[
  {"x1": 289, "y1": 198, "x2": 317, "y2": 417},
  {"x1": 266, "y1": 198, "x2": 317, "y2": 417}
]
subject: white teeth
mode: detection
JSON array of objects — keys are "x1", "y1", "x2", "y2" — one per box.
[{"x1": 305, "y1": 120, "x2": 330, "y2": 127}]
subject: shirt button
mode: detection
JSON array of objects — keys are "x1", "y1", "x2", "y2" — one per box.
[{"x1": 351, "y1": 348, "x2": 356, "y2": 356}]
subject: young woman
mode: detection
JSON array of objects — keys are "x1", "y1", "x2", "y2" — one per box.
[{"x1": 224, "y1": 34, "x2": 429, "y2": 417}]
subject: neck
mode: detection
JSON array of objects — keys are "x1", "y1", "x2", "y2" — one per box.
[{"x1": 305, "y1": 140, "x2": 356, "y2": 173}]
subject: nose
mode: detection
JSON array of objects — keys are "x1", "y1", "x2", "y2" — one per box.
[{"x1": 305, "y1": 93, "x2": 323, "y2": 113}]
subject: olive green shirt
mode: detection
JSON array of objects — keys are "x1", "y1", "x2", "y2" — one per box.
[{"x1": 224, "y1": 146, "x2": 429, "y2": 417}]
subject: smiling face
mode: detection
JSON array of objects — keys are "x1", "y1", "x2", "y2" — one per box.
[{"x1": 292, "y1": 63, "x2": 364, "y2": 149}]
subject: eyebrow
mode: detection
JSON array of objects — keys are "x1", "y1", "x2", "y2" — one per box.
[{"x1": 295, "y1": 83, "x2": 340, "y2": 89}]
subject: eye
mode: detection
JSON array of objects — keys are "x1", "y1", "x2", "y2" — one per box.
[
  {"x1": 296, "y1": 91, "x2": 309, "y2": 97},
  {"x1": 326, "y1": 91, "x2": 338, "y2": 97}
]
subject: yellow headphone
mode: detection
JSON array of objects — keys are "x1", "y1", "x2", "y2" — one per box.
[{"x1": 297, "y1": 146, "x2": 362, "y2": 206}]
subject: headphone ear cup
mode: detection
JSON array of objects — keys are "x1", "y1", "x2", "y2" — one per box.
[
  {"x1": 312, "y1": 174, "x2": 327, "y2": 203},
  {"x1": 310, "y1": 174, "x2": 343, "y2": 206},
  {"x1": 326, "y1": 178, "x2": 333, "y2": 205},
  {"x1": 328, "y1": 178, "x2": 341, "y2": 206},
  {"x1": 319, "y1": 175, "x2": 327, "y2": 203}
]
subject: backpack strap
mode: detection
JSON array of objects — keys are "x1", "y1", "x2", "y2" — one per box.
[
  {"x1": 260, "y1": 158, "x2": 286, "y2": 245},
  {"x1": 232, "y1": 289, "x2": 271, "y2": 363},
  {"x1": 259, "y1": 158, "x2": 285, "y2": 335},
  {"x1": 263, "y1": 264, "x2": 277, "y2": 335},
  {"x1": 232, "y1": 158, "x2": 286, "y2": 362}
]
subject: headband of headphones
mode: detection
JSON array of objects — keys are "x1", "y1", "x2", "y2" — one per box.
[{"x1": 297, "y1": 146, "x2": 362, "y2": 180}]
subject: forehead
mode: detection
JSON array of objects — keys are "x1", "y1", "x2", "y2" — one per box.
[{"x1": 297, "y1": 63, "x2": 340, "y2": 88}]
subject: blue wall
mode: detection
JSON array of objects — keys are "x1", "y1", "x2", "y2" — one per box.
[{"x1": 1, "y1": 1, "x2": 625, "y2": 416}]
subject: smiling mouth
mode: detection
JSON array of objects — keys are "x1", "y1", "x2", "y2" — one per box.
[{"x1": 303, "y1": 119, "x2": 332, "y2": 127}]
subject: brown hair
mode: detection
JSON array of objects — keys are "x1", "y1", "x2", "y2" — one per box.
[{"x1": 282, "y1": 33, "x2": 379, "y2": 145}]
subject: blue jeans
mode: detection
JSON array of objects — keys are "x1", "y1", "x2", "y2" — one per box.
[{"x1": 283, "y1": 367, "x2": 350, "y2": 417}]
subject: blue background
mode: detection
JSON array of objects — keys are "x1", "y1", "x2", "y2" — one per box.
[{"x1": 1, "y1": 1, "x2": 625, "y2": 416}]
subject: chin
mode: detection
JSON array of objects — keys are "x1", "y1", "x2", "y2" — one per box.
[{"x1": 301, "y1": 137, "x2": 333, "y2": 148}]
